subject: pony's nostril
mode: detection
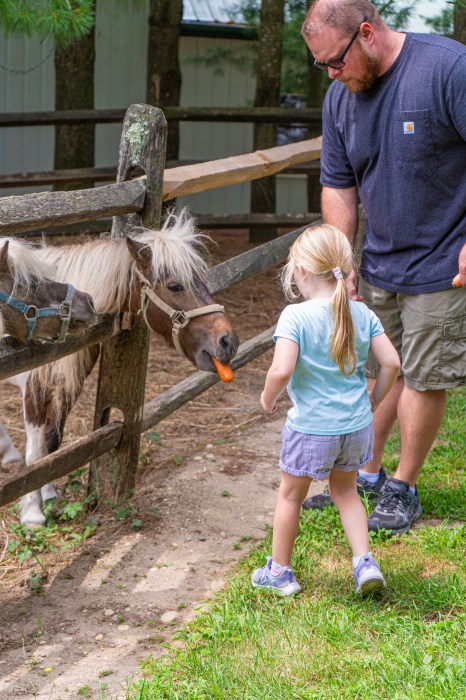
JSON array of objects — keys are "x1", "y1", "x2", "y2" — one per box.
[{"x1": 219, "y1": 333, "x2": 239, "y2": 356}]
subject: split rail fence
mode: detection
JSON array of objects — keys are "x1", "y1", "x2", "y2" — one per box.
[{"x1": 0, "y1": 103, "x2": 322, "y2": 509}]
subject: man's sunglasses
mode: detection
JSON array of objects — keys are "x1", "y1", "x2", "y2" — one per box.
[{"x1": 313, "y1": 17, "x2": 368, "y2": 71}]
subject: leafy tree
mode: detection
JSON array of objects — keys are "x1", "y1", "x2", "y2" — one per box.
[
  {"x1": 454, "y1": 0, "x2": 466, "y2": 43},
  {"x1": 147, "y1": 0, "x2": 183, "y2": 162},
  {"x1": 250, "y1": 0, "x2": 286, "y2": 241},
  {"x1": 232, "y1": 0, "x2": 418, "y2": 96}
]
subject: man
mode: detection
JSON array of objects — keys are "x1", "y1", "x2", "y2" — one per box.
[{"x1": 300, "y1": 0, "x2": 466, "y2": 534}]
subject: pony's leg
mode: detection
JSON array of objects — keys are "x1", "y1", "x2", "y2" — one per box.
[
  {"x1": 19, "y1": 348, "x2": 99, "y2": 527},
  {"x1": 17, "y1": 372, "x2": 52, "y2": 527},
  {"x1": 0, "y1": 421, "x2": 24, "y2": 472}
]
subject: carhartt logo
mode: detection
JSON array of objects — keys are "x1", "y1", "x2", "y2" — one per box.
[{"x1": 403, "y1": 121, "x2": 415, "y2": 134}]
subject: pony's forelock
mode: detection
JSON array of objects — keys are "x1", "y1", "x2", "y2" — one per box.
[{"x1": 131, "y1": 209, "x2": 209, "y2": 290}]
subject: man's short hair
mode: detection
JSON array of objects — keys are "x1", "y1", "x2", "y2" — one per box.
[{"x1": 302, "y1": 0, "x2": 382, "y2": 38}]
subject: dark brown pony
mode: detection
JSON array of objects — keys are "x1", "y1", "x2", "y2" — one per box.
[
  {"x1": 9, "y1": 211, "x2": 239, "y2": 526},
  {"x1": 0, "y1": 237, "x2": 97, "y2": 473}
]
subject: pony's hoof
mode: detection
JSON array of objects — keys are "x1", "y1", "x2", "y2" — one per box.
[
  {"x1": 41, "y1": 484, "x2": 58, "y2": 502},
  {"x1": 22, "y1": 520, "x2": 46, "y2": 530}
]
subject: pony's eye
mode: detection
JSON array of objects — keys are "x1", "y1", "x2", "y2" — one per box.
[{"x1": 167, "y1": 282, "x2": 184, "y2": 293}]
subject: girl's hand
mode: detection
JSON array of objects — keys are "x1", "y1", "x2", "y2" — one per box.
[{"x1": 260, "y1": 392, "x2": 277, "y2": 414}]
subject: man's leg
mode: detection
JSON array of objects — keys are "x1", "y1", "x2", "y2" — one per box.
[
  {"x1": 367, "y1": 386, "x2": 446, "y2": 534},
  {"x1": 361, "y1": 376, "x2": 404, "y2": 473},
  {"x1": 394, "y1": 386, "x2": 446, "y2": 486}
]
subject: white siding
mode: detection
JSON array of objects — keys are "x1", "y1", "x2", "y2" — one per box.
[
  {"x1": 0, "y1": 2, "x2": 308, "y2": 214},
  {"x1": 94, "y1": 0, "x2": 149, "y2": 167},
  {"x1": 178, "y1": 36, "x2": 255, "y2": 215},
  {"x1": 0, "y1": 36, "x2": 54, "y2": 195}
]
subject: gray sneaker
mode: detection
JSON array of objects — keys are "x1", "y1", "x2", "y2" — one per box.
[
  {"x1": 367, "y1": 478, "x2": 422, "y2": 534},
  {"x1": 251, "y1": 557, "x2": 301, "y2": 596},
  {"x1": 302, "y1": 467, "x2": 388, "y2": 511}
]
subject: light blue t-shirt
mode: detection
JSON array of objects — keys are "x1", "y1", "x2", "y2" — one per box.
[{"x1": 273, "y1": 299, "x2": 384, "y2": 435}]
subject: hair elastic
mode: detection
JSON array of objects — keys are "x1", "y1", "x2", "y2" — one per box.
[{"x1": 332, "y1": 267, "x2": 343, "y2": 280}]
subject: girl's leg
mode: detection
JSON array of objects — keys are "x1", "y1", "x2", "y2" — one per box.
[
  {"x1": 272, "y1": 472, "x2": 312, "y2": 567},
  {"x1": 328, "y1": 469, "x2": 369, "y2": 557}
]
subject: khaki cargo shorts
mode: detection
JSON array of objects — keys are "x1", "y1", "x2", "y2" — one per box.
[{"x1": 359, "y1": 277, "x2": 466, "y2": 391}]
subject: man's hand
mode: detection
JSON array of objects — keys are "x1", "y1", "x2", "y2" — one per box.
[
  {"x1": 346, "y1": 269, "x2": 363, "y2": 301},
  {"x1": 458, "y1": 242, "x2": 466, "y2": 287}
]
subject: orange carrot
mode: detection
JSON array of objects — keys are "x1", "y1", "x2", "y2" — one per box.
[
  {"x1": 452, "y1": 273, "x2": 461, "y2": 287},
  {"x1": 212, "y1": 357, "x2": 234, "y2": 383}
]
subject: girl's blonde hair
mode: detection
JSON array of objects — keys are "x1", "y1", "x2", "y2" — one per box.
[{"x1": 281, "y1": 224, "x2": 356, "y2": 375}]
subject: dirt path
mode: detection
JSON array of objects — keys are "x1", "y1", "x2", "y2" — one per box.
[
  {"x1": 0, "y1": 410, "x2": 322, "y2": 699},
  {"x1": 0, "y1": 228, "x2": 324, "y2": 699}
]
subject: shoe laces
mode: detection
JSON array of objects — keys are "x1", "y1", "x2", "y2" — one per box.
[{"x1": 376, "y1": 487, "x2": 410, "y2": 515}]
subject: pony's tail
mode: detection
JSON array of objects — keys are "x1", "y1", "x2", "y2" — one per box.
[{"x1": 330, "y1": 278, "x2": 356, "y2": 376}]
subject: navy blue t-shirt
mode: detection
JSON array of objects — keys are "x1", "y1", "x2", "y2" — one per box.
[{"x1": 321, "y1": 33, "x2": 466, "y2": 294}]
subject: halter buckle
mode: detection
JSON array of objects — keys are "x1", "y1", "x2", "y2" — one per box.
[
  {"x1": 25, "y1": 305, "x2": 38, "y2": 319},
  {"x1": 58, "y1": 300, "x2": 72, "y2": 320},
  {"x1": 170, "y1": 310, "x2": 189, "y2": 328}
]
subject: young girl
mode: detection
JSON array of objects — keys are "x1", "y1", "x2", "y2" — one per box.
[{"x1": 252, "y1": 224, "x2": 400, "y2": 596}]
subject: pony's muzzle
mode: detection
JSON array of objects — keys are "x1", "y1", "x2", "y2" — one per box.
[{"x1": 73, "y1": 291, "x2": 99, "y2": 327}]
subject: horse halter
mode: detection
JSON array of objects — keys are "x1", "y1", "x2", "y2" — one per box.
[
  {"x1": 0, "y1": 284, "x2": 75, "y2": 342},
  {"x1": 137, "y1": 276, "x2": 225, "y2": 359}
]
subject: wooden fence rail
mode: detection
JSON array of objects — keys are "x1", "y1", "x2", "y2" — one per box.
[
  {"x1": 0, "y1": 138, "x2": 321, "y2": 235},
  {"x1": 0, "y1": 103, "x2": 322, "y2": 509},
  {"x1": 0, "y1": 106, "x2": 323, "y2": 128}
]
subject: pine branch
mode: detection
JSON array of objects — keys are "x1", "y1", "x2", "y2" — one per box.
[{"x1": 0, "y1": 0, "x2": 95, "y2": 45}]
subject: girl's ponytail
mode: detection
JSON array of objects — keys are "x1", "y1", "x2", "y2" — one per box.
[
  {"x1": 284, "y1": 224, "x2": 356, "y2": 375},
  {"x1": 330, "y1": 270, "x2": 356, "y2": 375}
]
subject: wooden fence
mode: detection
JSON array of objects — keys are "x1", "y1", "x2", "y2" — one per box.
[
  {"x1": 0, "y1": 106, "x2": 322, "y2": 196},
  {"x1": 0, "y1": 103, "x2": 322, "y2": 508}
]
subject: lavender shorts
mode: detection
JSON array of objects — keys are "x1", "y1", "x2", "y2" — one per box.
[{"x1": 279, "y1": 423, "x2": 374, "y2": 480}]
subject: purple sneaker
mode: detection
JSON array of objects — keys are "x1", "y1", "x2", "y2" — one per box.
[
  {"x1": 251, "y1": 557, "x2": 301, "y2": 596},
  {"x1": 353, "y1": 554, "x2": 386, "y2": 594}
]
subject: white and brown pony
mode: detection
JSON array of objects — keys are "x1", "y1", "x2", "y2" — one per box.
[
  {"x1": 8, "y1": 211, "x2": 239, "y2": 527},
  {"x1": 0, "y1": 237, "x2": 97, "y2": 473}
]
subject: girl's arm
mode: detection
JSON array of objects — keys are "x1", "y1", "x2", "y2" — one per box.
[
  {"x1": 261, "y1": 337, "x2": 299, "y2": 414},
  {"x1": 368, "y1": 333, "x2": 401, "y2": 411}
]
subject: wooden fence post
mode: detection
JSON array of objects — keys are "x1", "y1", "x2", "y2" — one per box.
[{"x1": 88, "y1": 104, "x2": 167, "y2": 503}]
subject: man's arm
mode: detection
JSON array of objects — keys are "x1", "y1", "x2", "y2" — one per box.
[{"x1": 321, "y1": 185, "x2": 361, "y2": 299}]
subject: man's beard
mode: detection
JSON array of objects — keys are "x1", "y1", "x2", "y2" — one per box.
[{"x1": 340, "y1": 43, "x2": 381, "y2": 93}]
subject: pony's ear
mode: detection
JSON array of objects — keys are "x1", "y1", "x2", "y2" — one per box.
[
  {"x1": 126, "y1": 237, "x2": 152, "y2": 272},
  {"x1": 0, "y1": 240, "x2": 10, "y2": 273}
]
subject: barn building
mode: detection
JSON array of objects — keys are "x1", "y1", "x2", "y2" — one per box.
[{"x1": 0, "y1": 0, "x2": 308, "y2": 215}]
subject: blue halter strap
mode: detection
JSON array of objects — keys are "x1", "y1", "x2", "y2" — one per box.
[{"x1": 0, "y1": 283, "x2": 75, "y2": 342}]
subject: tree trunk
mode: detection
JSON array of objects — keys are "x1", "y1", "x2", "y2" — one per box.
[
  {"x1": 250, "y1": 0, "x2": 285, "y2": 243},
  {"x1": 54, "y1": 16, "x2": 95, "y2": 191},
  {"x1": 147, "y1": 0, "x2": 183, "y2": 162},
  {"x1": 454, "y1": 0, "x2": 466, "y2": 44},
  {"x1": 306, "y1": 49, "x2": 323, "y2": 212}
]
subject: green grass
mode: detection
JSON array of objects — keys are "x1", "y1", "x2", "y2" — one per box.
[{"x1": 126, "y1": 388, "x2": 466, "y2": 700}]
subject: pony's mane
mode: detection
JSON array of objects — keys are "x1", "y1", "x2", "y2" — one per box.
[
  {"x1": 0, "y1": 237, "x2": 60, "y2": 338},
  {"x1": 38, "y1": 210, "x2": 209, "y2": 314},
  {"x1": 1, "y1": 237, "x2": 59, "y2": 293}
]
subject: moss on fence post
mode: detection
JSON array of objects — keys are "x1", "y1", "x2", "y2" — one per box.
[{"x1": 88, "y1": 104, "x2": 167, "y2": 503}]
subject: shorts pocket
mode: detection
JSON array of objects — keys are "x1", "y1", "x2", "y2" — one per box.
[
  {"x1": 303, "y1": 434, "x2": 340, "y2": 474},
  {"x1": 393, "y1": 110, "x2": 434, "y2": 163},
  {"x1": 438, "y1": 313, "x2": 466, "y2": 382},
  {"x1": 343, "y1": 427, "x2": 374, "y2": 468}
]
